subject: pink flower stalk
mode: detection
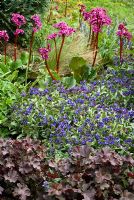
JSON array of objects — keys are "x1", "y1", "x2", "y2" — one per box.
[
  {"x1": 31, "y1": 14, "x2": 42, "y2": 33},
  {"x1": 27, "y1": 15, "x2": 42, "y2": 81},
  {"x1": 116, "y1": 23, "x2": 132, "y2": 41},
  {"x1": 11, "y1": 13, "x2": 26, "y2": 27},
  {"x1": 88, "y1": 8, "x2": 112, "y2": 67},
  {"x1": 14, "y1": 28, "x2": 24, "y2": 36},
  {"x1": 11, "y1": 13, "x2": 26, "y2": 62},
  {"x1": 116, "y1": 23, "x2": 132, "y2": 64},
  {"x1": 53, "y1": 22, "x2": 75, "y2": 73},
  {"x1": 39, "y1": 44, "x2": 56, "y2": 80},
  {"x1": 89, "y1": 8, "x2": 112, "y2": 33},
  {"x1": 0, "y1": 30, "x2": 9, "y2": 42},
  {"x1": 47, "y1": 33, "x2": 58, "y2": 64},
  {"x1": 0, "y1": 30, "x2": 9, "y2": 64}
]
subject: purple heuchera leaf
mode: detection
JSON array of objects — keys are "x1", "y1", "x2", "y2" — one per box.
[
  {"x1": 13, "y1": 183, "x2": 30, "y2": 200},
  {"x1": 0, "y1": 186, "x2": 4, "y2": 195},
  {"x1": 4, "y1": 170, "x2": 18, "y2": 183}
]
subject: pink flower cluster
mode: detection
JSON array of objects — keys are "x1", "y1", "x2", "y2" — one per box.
[
  {"x1": 116, "y1": 23, "x2": 132, "y2": 41},
  {"x1": 0, "y1": 30, "x2": 9, "y2": 42},
  {"x1": 31, "y1": 14, "x2": 42, "y2": 33},
  {"x1": 47, "y1": 33, "x2": 57, "y2": 40},
  {"x1": 80, "y1": 7, "x2": 112, "y2": 33},
  {"x1": 89, "y1": 8, "x2": 112, "y2": 33},
  {"x1": 78, "y1": 4, "x2": 86, "y2": 14},
  {"x1": 39, "y1": 44, "x2": 51, "y2": 60},
  {"x1": 53, "y1": 22, "x2": 75, "y2": 37},
  {"x1": 11, "y1": 13, "x2": 26, "y2": 27},
  {"x1": 14, "y1": 29, "x2": 24, "y2": 36}
]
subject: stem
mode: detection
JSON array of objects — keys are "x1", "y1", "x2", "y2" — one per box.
[
  {"x1": 92, "y1": 32, "x2": 99, "y2": 67},
  {"x1": 87, "y1": 25, "x2": 92, "y2": 46},
  {"x1": 53, "y1": 38, "x2": 58, "y2": 64},
  {"x1": 14, "y1": 34, "x2": 18, "y2": 61},
  {"x1": 4, "y1": 43, "x2": 7, "y2": 65},
  {"x1": 56, "y1": 35, "x2": 65, "y2": 73},
  {"x1": 47, "y1": 7, "x2": 52, "y2": 24},
  {"x1": 28, "y1": 31, "x2": 34, "y2": 68},
  {"x1": 25, "y1": 31, "x2": 35, "y2": 85},
  {"x1": 65, "y1": 0, "x2": 68, "y2": 17},
  {"x1": 120, "y1": 36, "x2": 123, "y2": 64},
  {"x1": 45, "y1": 60, "x2": 56, "y2": 80}
]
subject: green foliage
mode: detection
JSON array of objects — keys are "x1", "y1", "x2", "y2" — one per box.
[
  {"x1": 69, "y1": 57, "x2": 96, "y2": 82},
  {"x1": 0, "y1": 0, "x2": 49, "y2": 45}
]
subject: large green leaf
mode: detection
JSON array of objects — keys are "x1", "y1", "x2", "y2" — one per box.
[{"x1": 69, "y1": 57, "x2": 87, "y2": 71}]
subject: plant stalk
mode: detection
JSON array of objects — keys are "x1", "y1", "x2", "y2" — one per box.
[
  {"x1": 92, "y1": 32, "x2": 99, "y2": 67},
  {"x1": 45, "y1": 60, "x2": 56, "y2": 80},
  {"x1": 65, "y1": 0, "x2": 68, "y2": 17},
  {"x1": 53, "y1": 38, "x2": 58, "y2": 64},
  {"x1": 56, "y1": 35, "x2": 65, "y2": 73},
  {"x1": 120, "y1": 36, "x2": 123, "y2": 64},
  {"x1": 4, "y1": 44, "x2": 7, "y2": 65},
  {"x1": 14, "y1": 35, "x2": 18, "y2": 61}
]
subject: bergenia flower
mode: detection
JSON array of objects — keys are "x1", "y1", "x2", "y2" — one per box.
[
  {"x1": 39, "y1": 44, "x2": 51, "y2": 60},
  {"x1": 0, "y1": 30, "x2": 9, "y2": 42},
  {"x1": 89, "y1": 8, "x2": 112, "y2": 33},
  {"x1": 14, "y1": 29, "x2": 24, "y2": 36},
  {"x1": 47, "y1": 33, "x2": 57, "y2": 40},
  {"x1": 11, "y1": 13, "x2": 26, "y2": 27},
  {"x1": 58, "y1": 26, "x2": 75, "y2": 37},
  {"x1": 31, "y1": 14, "x2": 42, "y2": 33},
  {"x1": 53, "y1": 22, "x2": 68, "y2": 30},
  {"x1": 78, "y1": 4, "x2": 86, "y2": 14},
  {"x1": 116, "y1": 23, "x2": 132, "y2": 41}
]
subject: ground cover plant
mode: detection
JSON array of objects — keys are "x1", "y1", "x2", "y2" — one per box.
[{"x1": 0, "y1": 0, "x2": 134, "y2": 199}]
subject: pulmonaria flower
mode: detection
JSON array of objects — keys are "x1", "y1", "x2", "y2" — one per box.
[
  {"x1": 39, "y1": 44, "x2": 51, "y2": 60},
  {"x1": 31, "y1": 14, "x2": 42, "y2": 33},
  {"x1": 47, "y1": 33, "x2": 57, "y2": 40},
  {"x1": 14, "y1": 28, "x2": 24, "y2": 36},
  {"x1": 89, "y1": 7, "x2": 112, "y2": 33},
  {"x1": 0, "y1": 30, "x2": 9, "y2": 42},
  {"x1": 116, "y1": 23, "x2": 132, "y2": 41},
  {"x1": 11, "y1": 13, "x2": 26, "y2": 27}
]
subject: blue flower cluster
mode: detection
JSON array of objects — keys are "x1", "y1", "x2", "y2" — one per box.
[{"x1": 11, "y1": 69, "x2": 134, "y2": 154}]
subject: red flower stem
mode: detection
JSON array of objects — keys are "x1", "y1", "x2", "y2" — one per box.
[
  {"x1": 4, "y1": 43, "x2": 7, "y2": 64},
  {"x1": 92, "y1": 32, "x2": 99, "y2": 67},
  {"x1": 87, "y1": 25, "x2": 92, "y2": 46},
  {"x1": 14, "y1": 34, "x2": 18, "y2": 61},
  {"x1": 28, "y1": 31, "x2": 34, "y2": 68},
  {"x1": 56, "y1": 35, "x2": 65, "y2": 73},
  {"x1": 45, "y1": 60, "x2": 56, "y2": 80},
  {"x1": 120, "y1": 36, "x2": 123, "y2": 64},
  {"x1": 47, "y1": 6, "x2": 52, "y2": 24},
  {"x1": 65, "y1": 0, "x2": 68, "y2": 17},
  {"x1": 53, "y1": 38, "x2": 58, "y2": 64}
]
